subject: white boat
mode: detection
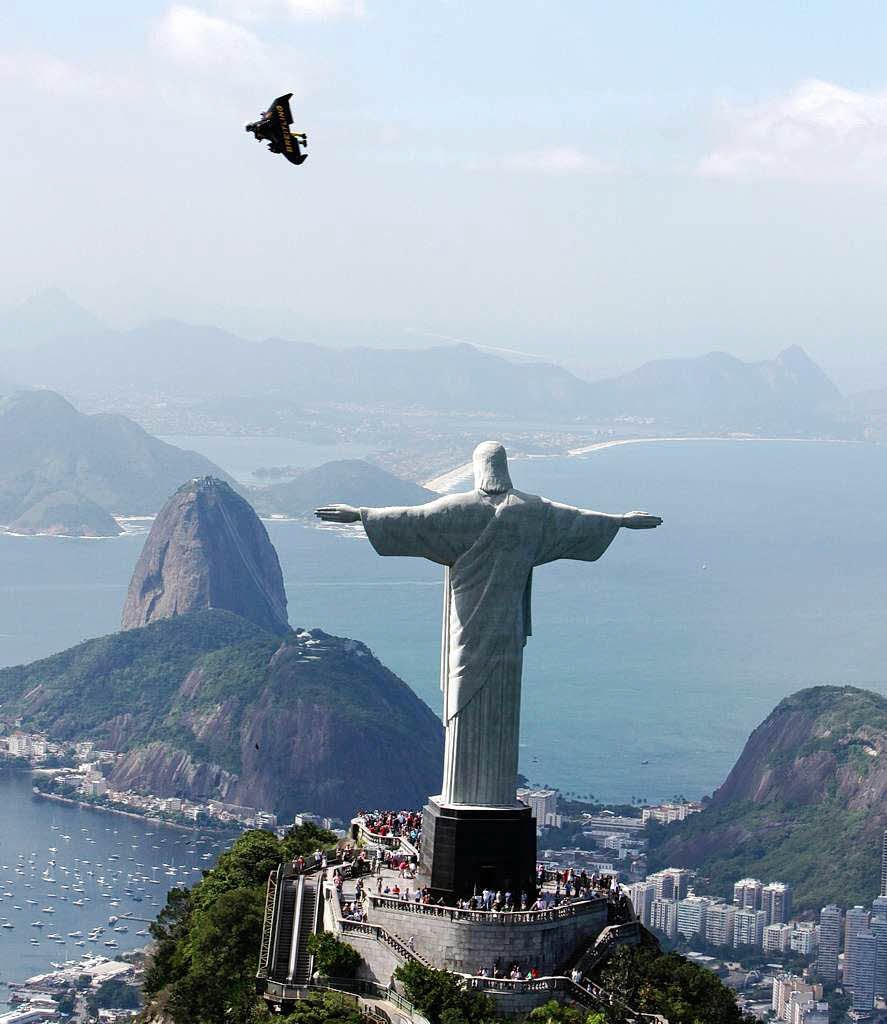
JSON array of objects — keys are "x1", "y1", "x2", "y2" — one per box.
[
  {"x1": 103, "y1": 940, "x2": 118, "y2": 948},
  {"x1": 68, "y1": 931, "x2": 82, "y2": 937},
  {"x1": 1, "y1": 923, "x2": 13, "y2": 929},
  {"x1": 30, "y1": 921, "x2": 43, "y2": 927}
]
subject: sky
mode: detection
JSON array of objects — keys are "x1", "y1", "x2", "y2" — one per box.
[{"x1": 2, "y1": 2, "x2": 887, "y2": 389}]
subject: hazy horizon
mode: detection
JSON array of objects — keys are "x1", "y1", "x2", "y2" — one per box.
[{"x1": 4, "y1": 3, "x2": 887, "y2": 391}]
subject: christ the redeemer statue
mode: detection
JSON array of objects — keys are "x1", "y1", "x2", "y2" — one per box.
[{"x1": 316, "y1": 442, "x2": 661, "y2": 810}]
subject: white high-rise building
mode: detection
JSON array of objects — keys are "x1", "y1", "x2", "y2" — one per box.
[
  {"x1": 734, "y1": 907, "x2": 767, "y2": 948},
  {"x1": 628, "y1": 882, "x2": 655, "y2": 927},
  {"x1": 651, "y1": 898, "x2": 677, "y2": 940},
  {"x1": 817, "y1": 905, "x2": 842, "y2": 984},
  {"x1": 705, "y1": 903, "x2": 735, "y2": 947},
  {"x1": 771, "y1": 975, "x2": 822, "y2": 1022},
  {"x1": 516, "y1": 788, "x2": 561, "y2": 827},
  {"x1": 869, "y1": 914, "x2": 887, "y2": 997},
  {"x1": 763, "y1": 923, "x2": 793, "y2": 954},
  {"x1": 853, "y1": 931, "x2": 877, "y2": 1014},
  {"x1": 762, "y1": 881, "x2": 793, "y2": 925},
  {"x1": 677, "y1": 896, "x2": 711, "y2": 940},
  {"x1": 790, "y1": 924, "x2": 817, "y2": 956},
  {"x1": 844, "y1": 905, "x2": 871, "y2": 988},
  {"x1": 881, "y1": 829, "x2": 887, "y2": 898},
  {"x1": 733, "y1": 877, "x2": 763, "y2": 911}
]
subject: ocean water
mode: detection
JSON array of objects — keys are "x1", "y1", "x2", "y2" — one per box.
[
  {"x1": 1, "y1": 439, "x2": 885, "y2": 808},
  {"x1": 158, "y1": 434, "x2": 371, "y2": 485},
  {"x1": 0, "y1": 772, "x2": 231, "y2": 989}
]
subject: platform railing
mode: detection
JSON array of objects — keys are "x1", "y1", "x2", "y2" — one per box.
[{"x1": 367, "y1": 892, "x2": 606, "y2": 925}]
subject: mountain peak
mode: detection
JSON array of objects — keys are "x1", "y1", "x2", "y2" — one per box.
[{"x1": 121, "y1": 479, "x2": 289, "y2": 635}]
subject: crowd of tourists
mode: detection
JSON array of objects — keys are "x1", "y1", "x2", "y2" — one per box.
[{"x1": 358, "y1": 809, "x2": 422, "y2": 846}]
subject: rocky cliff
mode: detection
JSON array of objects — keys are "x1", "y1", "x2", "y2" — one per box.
[
  {"x1": 121, "y1": 477, "x2": 289, "y2": 635},
  {"x1": 648, "y1": 686, "x2": 887, "y2": 910},
  {"x1": 0, "y1": 609, "x2": 444, "y2": 818}
]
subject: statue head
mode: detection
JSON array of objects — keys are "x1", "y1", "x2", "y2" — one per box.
[{"x1": 473, "y1": 442, "x2": 513, "y2": 494}]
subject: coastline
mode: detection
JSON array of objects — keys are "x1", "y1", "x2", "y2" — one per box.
[
  {"x1": 424, "y1": 434, "x2": 871, "y2": 494},
  {"x1": 32, "y1": 787, "x2": 233, "y2": 835}
]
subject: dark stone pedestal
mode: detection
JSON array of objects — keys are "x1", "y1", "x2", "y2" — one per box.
[{"x1": 418, "y1": 799, "x2": 536, "y2": 903}]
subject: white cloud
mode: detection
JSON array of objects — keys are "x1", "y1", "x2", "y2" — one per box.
[
  {"x1": 0, "y1": 52, "x2": 115, "y2": 97},
  {"x1": 698, "y1": 79, "x2": 887, "y2": 182},
  {"x1": 154, "y1": 5, "x2": 268, "y2": 70},
  {"x1": 470, "y1": 147, "x2": 608, "y2": 175},
  {"x1": 211, "y1": 0, "x2": 364, "y2": 20}
]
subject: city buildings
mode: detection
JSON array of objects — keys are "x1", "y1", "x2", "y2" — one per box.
[
  {"x1": 817, "y1": 905, "x2": 842, "y2": 984},
  {"x1": 845, "y1": 905, "x2": 871, "y2": 989},
  {"x1": 677, "y1": 895, "x2": 711, "y2": 940},
  {"x1": 705, "y1": 902, "x2": 735, "y2": 947},
  {"x1": 771, "y1": 975, "x2": 823, "y2": 1023},
  {"x1": 647, "y1": 867, "x2": 691, "y2": 901},
  {"x1": 733, "y1": 907, "x2": 767, "y2": 948},
  {"x1": 640, "y1": 801, "x2": 703, "y2": 825},
  {"x1": 763, "y1": 923, "x2": 793, "y2": 954},
  {"x1": 790, "y1": 923, "x2": 818, "y2": 957},
  {"x1": 733, "y1": 877, "x2": 763, "y2": 911},
  {"x1": 650, "y1": 897, "x2": 678, "y2": 940},
  {"x1": 628, "y1": 881, "x2": 655, "y2": 927},
  {"x1": 852, "y1": 931, "x2": 877, "y2": 1014},
  {"x1": 881, "y1": 828, "x2": 887, "y2": 899},
  {"x1": 763, "y1": 881, "x2": 793, "y2": 925},
  {"x1": 869, "y1": 913, "x2": 887, "y2": 998},
  {"x1": 516, "y1": 788, "x2": 562, "y2": 828}
]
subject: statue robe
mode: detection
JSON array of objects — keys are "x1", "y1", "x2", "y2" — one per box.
[{"x1": 361, "y1": 488, "x2": 621, "y2": 807}]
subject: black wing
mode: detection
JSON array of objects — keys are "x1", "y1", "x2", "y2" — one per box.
[{"x1": 245, "y1": 93, "x2": 307, "y2": 166}]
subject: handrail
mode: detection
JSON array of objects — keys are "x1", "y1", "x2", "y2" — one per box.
[
  {"x1": 367, "y1": 892, "x2": 606, "y2": 925},
  {"x1": 338, "y1": 919, "x2": 432, "y2": 968},
  {"x1": 287, "y1": 875, "x2": 306, "y2": 982},
  {"x1": 257, "y1": 869, "x2": 278, "y2": 978}
]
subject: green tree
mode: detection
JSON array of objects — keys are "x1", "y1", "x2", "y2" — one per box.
[
  {"x1": 281, "y1": 822, "x2": 338, "y2": 861},
  {"x1": 596, "y1": 947, "x2": 755, "y2": 1024},
  {"x1": 86, "y1": 978, "x2": 141, "y2": 1014},
  {"x1": 144, "y1": 885, "x2": 193, "y2": 997},
  {"x1": 394, "y1": 962, "x2": 497, "y2": 1024},
  {"x1": 306, "y1": 931, "x2": 362, "y2": 979},
  {"x1": 173, "y1": 885, "x2": 265, "y2": 1023},
  {"x1": 250, "y1": 991, "x2": 364, "y2": 1024}
]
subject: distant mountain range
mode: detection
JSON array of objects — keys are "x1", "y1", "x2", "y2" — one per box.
[
  {"x1": 0, "y1": 389, "x2": 231, "y2": 533},
  {"x1": 0, "y1": 290, "x2": 860, "y2": 436}
]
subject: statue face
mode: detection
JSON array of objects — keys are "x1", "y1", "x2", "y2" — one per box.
[{"x1": 473, "y1": 441, "x2": 512, "y2": 493}]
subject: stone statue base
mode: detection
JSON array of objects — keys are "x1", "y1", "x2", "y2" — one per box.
[{"x1": 418, "y1": 797, "x2": 537, "y2": 903}]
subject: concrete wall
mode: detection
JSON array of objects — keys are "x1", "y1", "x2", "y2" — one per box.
[{"x1": 367, "y1": 900, "x2": 608, "y2": 975}]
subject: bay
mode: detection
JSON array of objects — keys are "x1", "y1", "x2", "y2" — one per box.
[
  {"x1": 1, "y1": 438, "x2": 885, "y2": 810},
  {"x1": 0, "y1": 772, "x2": 230, "y2": 989}
]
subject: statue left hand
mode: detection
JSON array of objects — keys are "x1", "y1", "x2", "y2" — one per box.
[
  {"x1": 315, "y1": 504, "x2": 361, "y2": 524},
  {"x1": 622, "y1": 511, "x2": 662, "y2": 529}
]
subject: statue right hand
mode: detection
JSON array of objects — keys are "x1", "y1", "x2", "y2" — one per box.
[
  {"x1": 621, "y1": 511, "x2": 662, "y2": 529},
  {"x1": 314, "y1": 504, "x2": 361, "y2": 524}
]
